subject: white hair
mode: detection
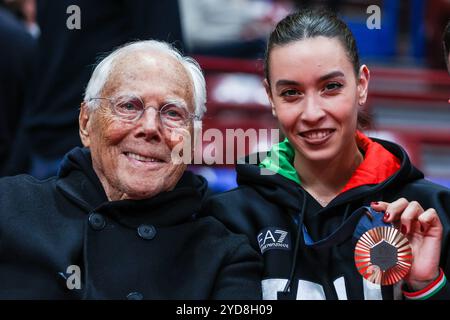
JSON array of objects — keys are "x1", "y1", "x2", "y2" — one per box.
[{"x1": 83, "y1": 40, "x2": 206, "y2": 131}]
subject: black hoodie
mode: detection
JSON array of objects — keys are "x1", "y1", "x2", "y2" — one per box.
[
  {"x1": 0, "y1": 147, "x2": 262, "y2": 299},
  {"x1": 203, "y1": 135, "x2": 450, "y2": 300}
]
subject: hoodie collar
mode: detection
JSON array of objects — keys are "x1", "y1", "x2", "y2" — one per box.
[
  {"x1": 56, "y1": 147, "x2": 208, "y2": 227},
  {"x1": 341, "y1": 131, "x2": 401, "y2": 193},
  {"x1": 259, "y1": 138, "x2": 300, "y2": 185},
  {"x1": 259, "y1": 131, "x2": 401, "y2": 194}
]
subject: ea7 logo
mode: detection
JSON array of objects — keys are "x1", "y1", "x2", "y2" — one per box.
[{"x1": 257, "y1": 228, "x2": 291, "y2": 254}]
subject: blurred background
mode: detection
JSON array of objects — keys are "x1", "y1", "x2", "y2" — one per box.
[{"x1": 1, "y1": 0, "x2": 449, "y2": 192}]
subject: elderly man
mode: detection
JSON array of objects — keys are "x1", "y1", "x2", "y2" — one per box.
[{"x1": 0, "y1": 40, "x2": 262, "y2": 299}]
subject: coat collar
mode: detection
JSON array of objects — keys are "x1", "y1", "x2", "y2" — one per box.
[{"x1": 56, "y1": 147, "x2": 208, "y2": 227}]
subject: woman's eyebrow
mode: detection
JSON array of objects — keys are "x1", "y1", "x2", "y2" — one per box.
[
  {"x1": 275, "y1": 71, "x2": 345, "y2": 89},
  {"x1": 318, "y1": 71, "x2": 345, "y2": 82},
  {"x1": 275, "y1": 79, "x2": 300, "y2": 88}
]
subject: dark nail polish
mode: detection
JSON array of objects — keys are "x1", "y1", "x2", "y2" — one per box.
[
  {"x1": 401, "y1": 225, "x2": 407, "y2": 234},
  {"x1": 371, "y1": 202, "x2": 379, "y2": 206},
  {"x1": 383, "y1": 212, "x2": 390, "y2": 221},
  {"x1": 420, "y1": 225, "x2": 424, "y2": 233}
]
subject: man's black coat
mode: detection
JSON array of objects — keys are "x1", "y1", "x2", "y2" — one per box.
[{"x1": 0, "y1": 147, "x2": 262, "y2": 299}]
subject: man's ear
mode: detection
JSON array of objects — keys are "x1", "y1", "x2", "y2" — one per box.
[
  {"x1": 79, "y1": 102, "x2": 92, "y2": 147},
  {"x1": 357, "y1": 65, "x2": 370, "y2": 106},
  {"x1": 263, "y1": 79, "x2": 277, "y2": 118}
]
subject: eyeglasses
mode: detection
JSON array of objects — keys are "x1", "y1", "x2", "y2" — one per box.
[{"x1": 89, "y1": 94, "x2": 198, "y2": 129}]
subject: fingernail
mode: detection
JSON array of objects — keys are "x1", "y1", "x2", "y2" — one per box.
[
  {"x1": 371, "y1": 202, "x2": 379, "y2": 206},
  {"x1": 383, "y1": 212, "x2": 390, "y2": 221},
  {"x1": 420, "y1": 225, "x2": 424, "y2": 233},
  {"x1": 401, "y1": 225, "x2": 407, "y2": 234}
]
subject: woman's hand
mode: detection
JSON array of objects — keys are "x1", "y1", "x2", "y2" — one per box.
[{"x1": 371, "y1": 199, "x2": 442, "y2": 291}]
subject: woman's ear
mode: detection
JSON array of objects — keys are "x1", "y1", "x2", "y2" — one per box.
[
  {"x1": 357, "y1": 65, "x2": 370, "y2": 106},
  {"x1": 264, "y1": 78, "x2": 277, "y2": 118},
  {"x1": 79, "y1": 102, "x2": 92, "y2": 147}
]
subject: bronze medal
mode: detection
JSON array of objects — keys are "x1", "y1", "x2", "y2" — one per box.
[{"x1": 354, "y1": 226, "x2": 412, "y2": 285}]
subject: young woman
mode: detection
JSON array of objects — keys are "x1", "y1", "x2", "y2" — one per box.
[{"x1": 204, "y1": 8, "x2": 450, "y2": 300}]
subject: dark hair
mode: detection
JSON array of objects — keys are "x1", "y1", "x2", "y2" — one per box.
[
  {"x1": 264, "y1": 8, "x2": 371, "y2": 129},
  {"x1": 264, "y1": 8, "x2": 360, "y2": 81},
  {"x1": 444, "y1": 20, "x2": 450, "y2": 67}
]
